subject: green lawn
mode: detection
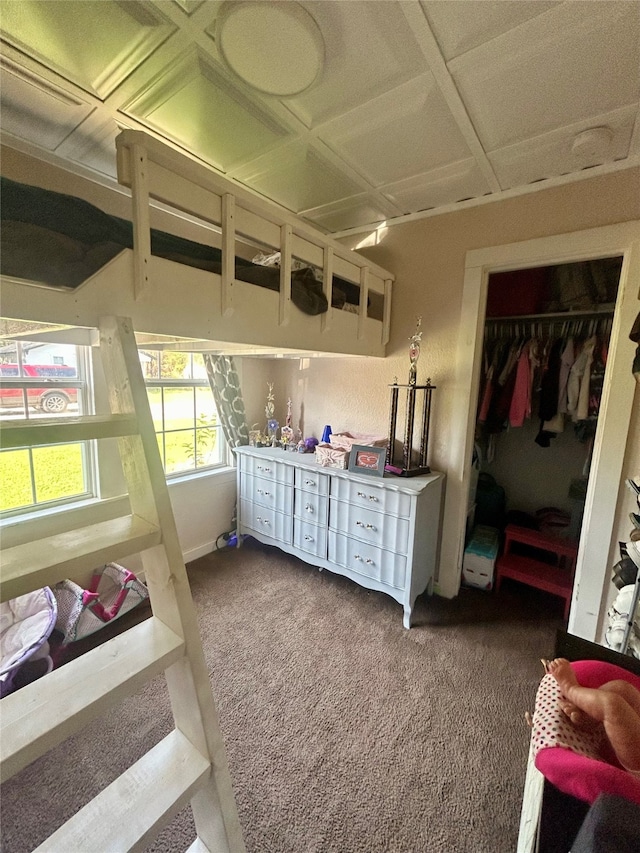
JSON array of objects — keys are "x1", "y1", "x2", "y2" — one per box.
[{"x1": 0, "y1": 389, "x2": 219, "y2": 512}]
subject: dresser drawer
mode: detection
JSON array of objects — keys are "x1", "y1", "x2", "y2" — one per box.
[
  {"x1": 242, "y1": 473, "x2": 292, "y2": 513},
  {"x1": 240, "y1": 499, "x2": 292, "y2": 543},
  {"x1": 295, "y1": 468, "x2": 329, "y2": 496},
  {"x1": 328, "y1": 531, "x2": 406, "y2": 589},
  {"x1": 294, "y1": 519, "x2": 327, "y2": 558},
  {"x1": 330, "y1": 478, "x2": 412, "y2": 518},
  {"x1": 240, "y1": 454, "x2": 293, "y2": 485},
  {"x1": 294, "y1": 489, "x2": 328, "y2": 523},
  {"x1": 329, "y1": 500, "x2": 410, "y2": 554}
]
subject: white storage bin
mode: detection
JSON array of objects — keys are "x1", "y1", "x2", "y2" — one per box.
[{"x1": 463, "y1": 525, "x2": 500, "y2": 590}]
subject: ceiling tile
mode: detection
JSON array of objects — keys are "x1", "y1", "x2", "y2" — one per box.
[
  {"x1": 123, "y1": 48, "x2": 290, "y2": 171},
  {"x1": 0, "y1": 61, "x2": 93, "y2": 151},
  {"x1": 489, "y1": 105, "x2": 637, "y2": 189},
  {"x1": 422, "y1": 0, "x2": 559, "y2": 61},
  {"x1": 450, "y1": 1, "x2": 640, "y2": 150},
  {"x1": 59, "y1": 116, "x2": 123, "y2": 178},
  {"x1": 303, "y1": 195, "x2": 395, "y2": 233},
  {"x1": 0, "y1": 0, "x2": 176, "y2": 99},
  {"x1": 380, "y1": 159, "x2": 491, "y2": 212},
  {"x1": 319, "y1": 73, "x2": 470, "y2": 186},
  {"x1": 274, "y1": 0, "x2": 427, "y2": 127},
  {"x1": 233, "y1": 141, "x2": 364, "y2": 213}
]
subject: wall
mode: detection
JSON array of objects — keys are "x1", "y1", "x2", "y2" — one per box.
[{"x1": 274, "y1": 168, "x2": 640, "y2": 600}]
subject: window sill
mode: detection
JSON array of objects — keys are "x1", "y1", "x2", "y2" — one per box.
[{"x1": 166, "y1": 464, "x2": 236, "y2": 487}]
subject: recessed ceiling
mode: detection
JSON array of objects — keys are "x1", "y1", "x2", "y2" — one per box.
[{"x1": 1, "y1": 0, "x2": 638, "y2": 236}]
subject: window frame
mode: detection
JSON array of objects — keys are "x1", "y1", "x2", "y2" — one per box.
[
  {"x1": 0, "y1": 341, "x2": 97, "y2": 518},
  {"x1": 141, "y1": 350, "x2": 228, "y2": 479}
]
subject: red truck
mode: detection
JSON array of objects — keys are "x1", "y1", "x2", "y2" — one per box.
[{"x1": 0, "y1": 364, "x2": 78, "y2": 413}]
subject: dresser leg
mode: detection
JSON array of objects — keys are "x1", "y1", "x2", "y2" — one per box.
[{"x1": 403, "y1": 606, "x2": 412, "y2": 629}]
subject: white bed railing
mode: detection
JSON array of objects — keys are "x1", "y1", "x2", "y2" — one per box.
[{"x1": 115, "y1": 130, "x2": 394, "y2": 354}]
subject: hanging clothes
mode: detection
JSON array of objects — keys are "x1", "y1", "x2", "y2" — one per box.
[
  {"x1": 509, "y1": 340, "x2": 532, "y2": 427},
  {"x1": 568, "y1": 335, "x2": 597, "y2": 422}
]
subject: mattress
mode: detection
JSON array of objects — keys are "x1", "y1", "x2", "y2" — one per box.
[{"x1": 0, "y1": 177, "x2": 364, "y2": 317}]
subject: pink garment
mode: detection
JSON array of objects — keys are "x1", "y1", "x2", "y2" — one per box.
[
  {"x1": 478, "y1": 365, "x2": 495, "y2": 423},
  {"x1": 509, "y1": 341, "x2": 531, "y2": 427}
]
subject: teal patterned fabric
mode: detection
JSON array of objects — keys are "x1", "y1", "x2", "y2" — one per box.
[{"x1": 203, "y1": 354, "x2": 249, "y2": 449}]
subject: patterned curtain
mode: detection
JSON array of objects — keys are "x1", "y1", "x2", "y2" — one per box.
[{"x1": 203, "y1": 354, "x2": 249, "y2": 449}]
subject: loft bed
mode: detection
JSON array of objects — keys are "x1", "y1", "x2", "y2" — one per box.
[{"x1": 0, "y1": 130, "x2": 394, "y2": 357}]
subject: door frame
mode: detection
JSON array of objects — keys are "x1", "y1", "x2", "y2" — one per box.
[{"x1": 442, "y1": 221, "x2": 640, "y2": 640}]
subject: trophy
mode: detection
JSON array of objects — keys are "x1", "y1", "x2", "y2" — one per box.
[{"x1": 385, "y1": 316, "x2": 435, "y2": 476}]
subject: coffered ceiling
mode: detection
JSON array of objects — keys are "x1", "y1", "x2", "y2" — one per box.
[{"x1": 1, "y1": 0, "x2": 638, "y2": 236}]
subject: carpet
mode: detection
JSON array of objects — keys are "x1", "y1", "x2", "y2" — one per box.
[{"x1": 0, "y1": 539, "x2": 563, "y2": 852}]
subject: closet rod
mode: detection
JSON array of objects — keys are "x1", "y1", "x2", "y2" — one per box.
[{"x1": 486, "y1": 306, "x2": 615, "y2": 322}]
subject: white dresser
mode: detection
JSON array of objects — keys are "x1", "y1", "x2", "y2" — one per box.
[{"x1": 235, "y1": 446, "x2": 445, "y2": 628}]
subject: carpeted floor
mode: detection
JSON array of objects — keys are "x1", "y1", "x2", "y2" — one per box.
[{"x1": 1, "y1": 539, "x2": 564, "y2": 852}]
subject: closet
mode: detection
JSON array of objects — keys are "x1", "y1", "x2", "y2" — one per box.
[{"x1": 470, "y1": 256, "x2": 623, "y2": 617}]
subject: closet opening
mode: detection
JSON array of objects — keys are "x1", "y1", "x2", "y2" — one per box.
[{"x1": 465, "y1": 256, "x2": 623, "y2": 622}]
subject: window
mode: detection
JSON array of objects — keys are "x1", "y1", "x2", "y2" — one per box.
[
  {"x1": 140, "y1": 349, "x2": 225, "y2": 476},
  {"x1": 0, "y1": 339, "x2": 94, "y2": 514}
]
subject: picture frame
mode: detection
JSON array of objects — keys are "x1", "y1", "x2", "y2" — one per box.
[{"x1": 348, "y1": 444, "x2": 386, "y2": 478}]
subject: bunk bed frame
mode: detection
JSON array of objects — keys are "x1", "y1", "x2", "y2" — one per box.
[
  {"x1": 1, "y1": 130, "x2": 394, "y2": 358},
  {"x1": 0, "y1": 134, "x2": 397, "y2": 850}
]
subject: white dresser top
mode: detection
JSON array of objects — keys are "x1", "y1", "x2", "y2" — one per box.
[{"x1": 235, "y1": 446, "x2": 444, "y2": 495}]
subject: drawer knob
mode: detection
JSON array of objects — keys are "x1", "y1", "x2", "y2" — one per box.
[
  {"x1": 354, "y1": 554, "x2": 361, "y2": 560},
  {"x1": 304, "y1": 535, "x2": 313, "y2": 541},
  {"x1": 357, "y1": 491, "x2": 365, "y2": 498},
  {"x1": 368, "y1": 495, "x2": 378, "y2": 502},
  {"x1": 366, "y1": 523, "x2": 375, "y2": 530},
  {"x1": 356, "y1": 520, "x2": 364, "y2": 526},
  {"x1": 305, "y1": 504, "x2": 313, "y2": 512},
  {"x1": 305, "y1": 479, "x2": 315, "y2": 486},
  {"x1": 366, "y1": 558, "x2": 374, "y2": 565}
]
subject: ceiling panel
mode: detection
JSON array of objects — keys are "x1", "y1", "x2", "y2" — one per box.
[
  {"x1": 422, "y1": 0, "x2": 560, "y2": 61},
  {"x1": 450, "y1": 2, "x2": 640, "y2": 151},
  {"x1": 301, "y1": 195, "x2": 396, "y2": 234},
  {"x1": 0, "y1": 60, "x2": 93, "y2": 151},
  {"x1": 233, "y1": 140, "x2": 365, "y2": 213},
  {"x1": 319, "y1": 73, "x2": 471, "y2": 186},
  {"x1": 1, "y1": 0, "x2": 638, "y2": 236},
  {"x1": 0, "y1": 0, "x2": 176, "y2": 98},
  {"x1": 277, "y1": 0, "x2": 427, "y2": 127},
  {"x1": 381, "y1": 158, "x2": 491, "y2": 213},
  {"x1": 489, "y1": 105, "x2": 637, "y2": 190},
  {"x1": 124, "y1": 48, "x2": 290, "y2": 171}
]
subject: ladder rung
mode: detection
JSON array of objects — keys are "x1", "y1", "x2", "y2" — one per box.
[
  {"x1": 0, "y1": 514, "x2": 162, "y2": 602},
  {"x1": 33, "y1": 729, "x2": 210, "y2": 853},
  {"x1": 1, "y1": 616, "x2": 185, "y2": 782},
  {"x1": 0, "y1": 413, "x2": 139, "y2": 449}
]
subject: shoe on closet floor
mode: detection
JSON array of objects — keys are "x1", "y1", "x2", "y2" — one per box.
[
  {"x1": 627, "y1": 539, "x2": 640, "y2": 571},
  {"x1": 630, "y1": 512, "x2": 640, "y2": 531}
]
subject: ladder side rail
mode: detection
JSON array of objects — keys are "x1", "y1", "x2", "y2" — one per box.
[{"x1": 98, "y1": 316, "x2": 245, "y2": 852}]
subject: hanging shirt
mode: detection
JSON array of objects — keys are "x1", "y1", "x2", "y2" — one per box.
[
  {"x1": 557, "y1": 337, "x2": 575, "y2": 415},
  {"x1": 568, "y1": 335, "x2": 597, "y2": 422},
  {"x1": 509, "y1": 341, "x2": 532, "y2": 427}
]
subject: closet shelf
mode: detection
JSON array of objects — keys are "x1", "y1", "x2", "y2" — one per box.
[
  {"x1": 32, "y1": 729, "x2": 209, "y2": 853},
  {"x1": 0, "y1": 514, "x2": 162, "y2": 603},
  {"x1": 0, "y1": 413, "x2": 139, "y2": 449},
  {"x1": 486, "y1": 305, "x2": 615, "y2": 322},
  {"x1": 0, "y1": 616, "x2": 185, "y2": 782}
]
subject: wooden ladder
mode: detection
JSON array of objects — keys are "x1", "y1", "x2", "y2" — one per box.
[{"x1": 0, "y1": 316, "x2": 244, "y2": 853}]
